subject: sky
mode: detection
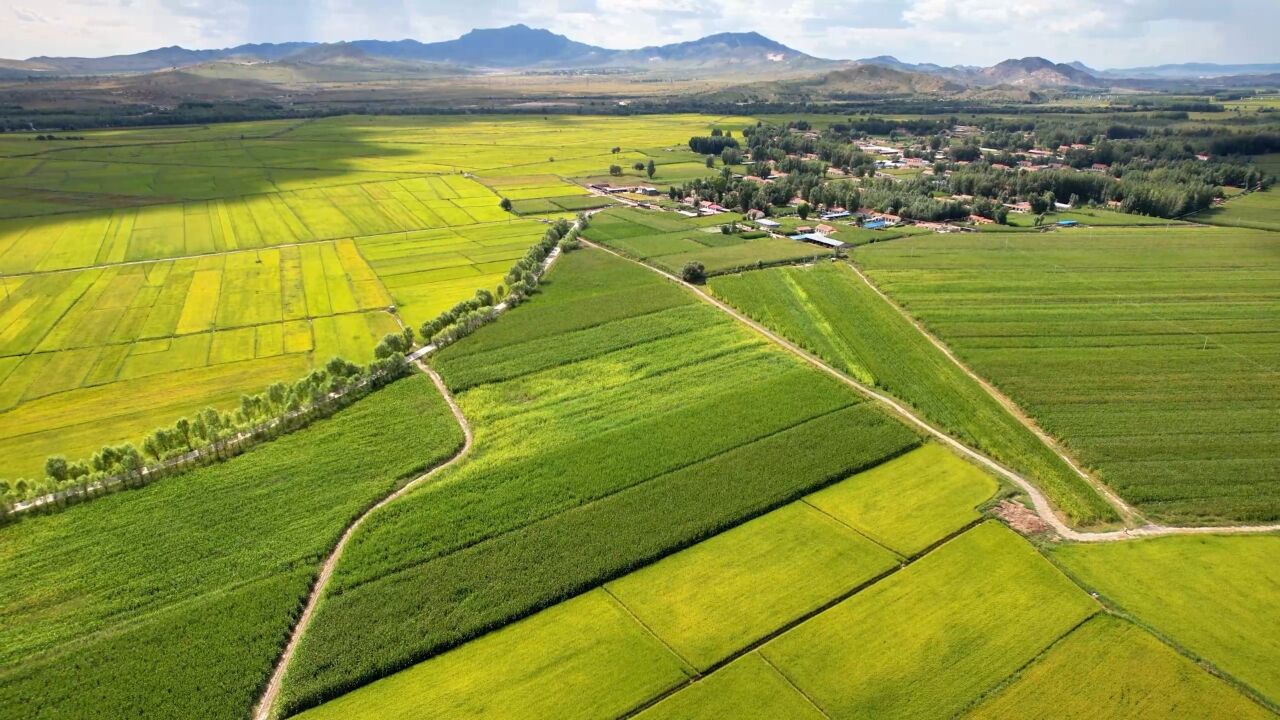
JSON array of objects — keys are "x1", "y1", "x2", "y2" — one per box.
[{"x1": 3, "y1": 0, "x2": 1276, "y2": 69}]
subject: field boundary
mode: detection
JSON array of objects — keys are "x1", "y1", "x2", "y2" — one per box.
[
  {"x1": 842, "y1": 262, "x2": 1143, "y2": 526},
  {"x1": 580, "y1": 239, "x2": 1280, "y2": 541},
  {"x1": 252, "y1": 363, "x2": 473, "y2": 720}
]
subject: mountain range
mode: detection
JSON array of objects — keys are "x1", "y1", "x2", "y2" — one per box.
[{"x1": 2, "y1": 25, "x2": 1275, "y2": 89}]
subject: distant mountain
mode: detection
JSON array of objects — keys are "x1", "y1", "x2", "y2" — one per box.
[
  {"x1": 809, "y1": 65, "x2": 964, "y2": 95},
  {"x1": 21, "y1": 43, "x2": 315, "y2": 75},
  {"x1": 979, "y1": 57, "x2": 1101, "y2": 87},
  {"x1": 1103, "y1": 62, "x2": 1280, "y2": 79},
  {"x1": 618, "y1": 32, "x2": 828, "y2": 69},
  {"x1": 344, "y1": 25, "x2": 614, "y2": 67},
  {"x1": 1065, "y1": 61, "x2": 1100, "y2": 76}
]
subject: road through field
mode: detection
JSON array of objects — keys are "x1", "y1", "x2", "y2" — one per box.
[
  {"x1": 581, "y1": 239, "x2": 1280, "y2": 542},
  {"x1": 252, "y1": 363, "x2": 473, "y2": 720}
]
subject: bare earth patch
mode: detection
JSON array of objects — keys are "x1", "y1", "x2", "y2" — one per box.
[{"x1": 993, "y1": 499, "x2": 1054, "y2": 538}]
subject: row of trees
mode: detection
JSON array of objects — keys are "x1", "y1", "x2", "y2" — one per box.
[{"x1": 2, "y1": 353, "x2": 413, "y2": 517}]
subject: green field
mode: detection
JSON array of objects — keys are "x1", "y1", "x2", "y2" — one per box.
[
  {"x1": 1194, "y1": 189, "x2": 1280, "y2": 232},
  {"x1": 276, "y1": 247, "x2": 919, "y2": 714},
  {"x1": 966, "y1": 615, "x2": 1273, "y2": 719},
  {"x1": 0, "y1": 113, "x2": 745, "y2": 484},
  {"x1": 709, "y1": 262, "x2": 1116, "y2": 526},
  {"x1": 760, "y1": 522, "x2": 1099, "y2": 719},
  {"x1": 1054, "y1": 534, "x2": 1280, "y2": 706},
  {"x1": 806, "y1": 442, "x2": 999, "y2": 556},
  {"x1": 856, "y1": 227, "x2": 1280, "y2": 523},
  {"x1": 0, "y1": 374, "x2": 462, "y2": 719},
  {"x1": 634, "y1": 654, "x2": 826, "y2": 720},
  {"x1": 586, "y1": 207, "x2": 835, "y2": 275}
]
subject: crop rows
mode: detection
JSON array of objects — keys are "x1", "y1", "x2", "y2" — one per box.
[
  {"x1": 856, "y1": 227, "x2": 1280, "y2": 523},
  {"x1": 0, "y1": 374, "x2": 464, "y2": 719},
  {"x1": 276, "y1": 248, "x2": 918, "y2": 713},
  {"x1": 709, "y1": 262, "x2": 1117, "y2": 526}
]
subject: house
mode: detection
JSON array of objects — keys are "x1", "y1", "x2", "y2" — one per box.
[
  {"x1": 1005, "y1": 202, "x2": 1032, "y2": 213},
  {"x1": 1196, "y1": 153, "x2": 1211, "y2": 161},
  {"x1": 816, "y1": 224, "x2": 838, "y2": 235},
  {"x1": 792, "y1": 233, "x2": 848, "y2": 249},
  {"x1": 677, "y1": 210, "x2": 698, "y2": 218},
  {"x1": 757, "y1": 218, "x2": 781, "y2": 229},
  {"x1": 1088, "y1": 163, "x2": 1110, "y2": 173},
  {"x1": 796, "y1": 226, "x2": 814, "y2": 234},
  {"x1": 821, "y1": 210, "x2": 851, "y2": 221},
  {"x1": 1054, "y1": 202, "x2": 1072, "y2": 211},
  {"x1": 968, "y1": 214, "x2": 994, "y2": 225},
  {"x1": 1106, "y1": 200, "x2": 1123, "y2": 209},
  {"x1": 636, "y1": 186, "x2": 660, "y2": 196}
]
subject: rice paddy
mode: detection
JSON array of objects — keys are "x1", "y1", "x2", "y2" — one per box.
[{"x1": 0, "y1": 113, "x2": 744, "y2": 482}]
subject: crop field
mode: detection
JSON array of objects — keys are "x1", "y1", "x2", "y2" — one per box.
[
  {"x1": 0, "y1": 113, "x2": 746, "y2": 482},
  {"x1": 0, "y1": 374, "x2": 463, "y2": 720},
  {"x1": 967, "y1": 615, "x2": 1273, "y2": 719},
  {"x1": 856, "y1": 227, "x2": 1280, "y2": 523},
  {"x1": 586, "y1": 207, "x2": 835, "y2": 275},
  {"x1": 1053, "y1": 534, "x2": 1280, "y2": 706},
  {"x1": 1194, "y1": 189, "x2": 1280, "y2": 232},
  {"x1": 275, "y1": 247, "x2": 919, "y2": 714},
  {"x1": 805, "y1": 443, "x2": 998, "y2": 556},
  {"x1": 759, "y1": 522, "x2": 1099, "y2": 719},
  {"x1": 635, "y1": 654, "x2": 827, "y2": 720},
  {"x1": 709, "y1": 262, "x2": 1116, "y2": 526}
]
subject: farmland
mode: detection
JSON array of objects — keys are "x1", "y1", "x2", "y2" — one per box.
[
  {"x1": 0, "y1": 374, "x2": 463, "y2": 719},
  {"x1": 0, "y1": 113, "x2": 744, "y2": 482},
  {"x1": 1054, "y1": 534, "x2": 1280, "y2": 706},
  {"x1": 967, "y1": 615, "x2": 1274, "y2": 719},
  {"x1": 275, "y1": 247, "x2": 920, "y2": 714},
  {"x1": 1193, "y1": 189, "x2": 1280, "y2": 232},
  {"x1": 709, "y1": 262, "x2": 1117, "y2": 526},
  {"x1": 586, "y1": 207, "x2": 836, "y2": 276},
  {"x1": 855, "y1": 227, "x2": 1280, "y2": 524}
]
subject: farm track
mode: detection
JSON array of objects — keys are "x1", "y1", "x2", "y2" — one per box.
[
  {"x1": 581, "y1": 239, "x2": 1280, "y2": 542},
  {"x1": 251, "y1": 363, "x2": 473, "y2": 720}
]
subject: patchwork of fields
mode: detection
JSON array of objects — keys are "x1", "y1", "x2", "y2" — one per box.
[
  {"x1": 0, "y1": 375, "x2": 463, "y2": 719},
  {"x1": 587, "y1": 207, "x2": 835, "y2": 275},
  {"x1": 709, "y1": 262, "x2": 1118, "y2": 526},
  {"x1": 275, "y1": 247, "x2": 920, "y2": 714},
  {"x1": 1194, "y1": 189, "x2": 1280, "y2": 232},
  {"x1": 856, "y1": 227, "x2": 1280, "y2": 524},
  {"x1": 0, "y1": 114, "x2": 743, "y2": 482}
]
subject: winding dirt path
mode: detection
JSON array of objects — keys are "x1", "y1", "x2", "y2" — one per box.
[
  {"x1": 581, "y1": 239, "x2": 1280, "y2": 542},
  {"x1": 251, "y1": 363, "x2": 473, "y2": 720}
]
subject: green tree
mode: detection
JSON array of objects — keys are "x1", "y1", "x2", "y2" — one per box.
[
  {"x1": 44, "y1": 456, "x2": 69, "y2": 483},
  {"x1": 500, "y1": 197, "x2": 512, "y2": 212},
  {"x1": 680, "y1": 261, "x2": 707, "y2": 284},
  {"x1": 705, "y1": 155, "x2": 715, "y2": 168},
  {"x1": 646, "y1": 159, "x2": 656, "y2": 179},
  {"x1": 609, "y1": 164, "x2": 623, "y2": 177},
  {"x1": 798, "y1": 203, "x2": 811, "y2": 220}
]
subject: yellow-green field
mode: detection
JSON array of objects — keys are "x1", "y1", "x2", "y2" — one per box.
[{"x1": 0, "y1": 113, "x2": 747, "y2": 480}]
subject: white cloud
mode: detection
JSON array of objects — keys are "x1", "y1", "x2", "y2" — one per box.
[{"x1": 0, "y1": 0, "x2": 1273, "y2": 68}]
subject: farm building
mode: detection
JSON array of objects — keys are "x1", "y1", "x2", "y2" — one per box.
[
  {"x1": 757, "y1": 218, "x2": 781, "y2": 229},
  {"x1": 791, "y1": 232, "x2": 848, "y2": 249},
  {"x1": 821, "y1": 210, "x2": 851, "y2": 221},
  {"x1": 863, "y1": 219, "x2": 888, "y2": 230}
]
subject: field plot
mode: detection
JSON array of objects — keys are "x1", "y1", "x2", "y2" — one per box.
[
  {"x1": 355, "y1": 219, "x2": 545, "y2": 326},
  {"x1": 806, "y1": 443, "x2": 998, "y2": 556},
  {"x1": 635, "y1": 654, "x2": 826, "y2": 720},
  {"x1": 760, "y1": 522, "x2": 1098, "y2": 719},
  {"x1": 277, "y1": 248, "x2": 919, "y2": 714},
  {"x1": 294, "y1": 590, "x2": 693, "y2": 720},
  {"x1": 856, "y1": 227, "x2": 1280, "y2": 523},
  {"x1": 709, "y1": 262, "x2": 1116, "y2": 526},
  {"x1": 586, "y1": 207, "x2": 835, "y2": 275},
  {"x1": 0, "y1": 242, "x2": 399, "y2": 479},
  {"x1": 1054, "y1": 534, "x2": 1280, "y2": 706},
  {"x1": 1194, "y1": 189, "x2": 1280, "y2": 232},
  {"x1": 966, "y1": 615, "x2": 1273, "y2": 719},
  {"x1": 0, "y1": 375, "x2": 463, "y2": 720},
  {"x1": 606, "y1": 502, "x2": 899, "y2": 670}
]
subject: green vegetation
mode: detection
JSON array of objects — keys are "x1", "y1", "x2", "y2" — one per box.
[
  {"x1": 293, "y1": 590, "x2": 692, "y2": 720},
  {"x1": 277, "y1": 248, "x2": 918, "y2": 714},
  {"x1": 806, "y1": 443, "x2": 999, "y2": 556},
  {"x1": 761, "y1": 522, "x2": 1098, "y2": 719},
  {"x1": 607, "y1": 502, "x2": 898, "y2": 670},
  {"x1": 635, "y1": 654, "x2": 826, "y2": 720},
  {"x1": 586, "y1": 207, "x2": 834, "y2": 276},
  {"x1": 857, "y1": 228, "x2": 1280, "y2": 523},
  {"x1": 1054, "y1": 534, "x2": 1280, "y2": 706},
  {"x1": 1194, "y1": 189, "x2": 1280, "y2": 231},
  {"x1": 967, "y1": 615, "x2": 1273, "y2": 719},
  {"x1": 709, "y1": 262, "x2": 1116, "y2": 526},
  {"x1": 0, "y1": 374, "x2": 463, "y2": 719},
  {"x1": 0, "y1": 113, "x2": 743, "y2": 481}
]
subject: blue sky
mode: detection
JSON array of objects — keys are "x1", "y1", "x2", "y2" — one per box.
[{"x1": 4, "y1": 0, "x2": 1275, "y2": 68}]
